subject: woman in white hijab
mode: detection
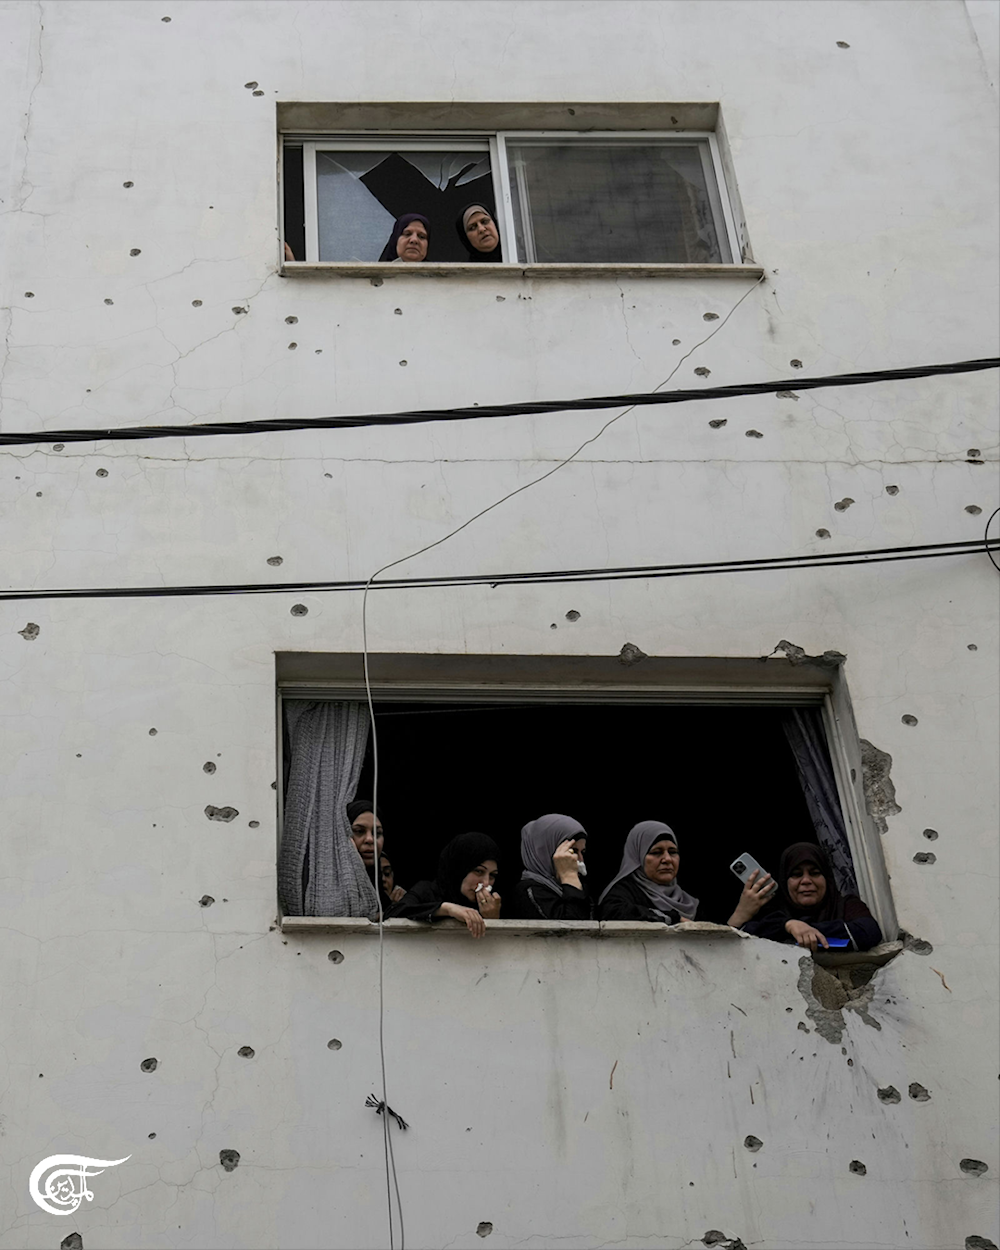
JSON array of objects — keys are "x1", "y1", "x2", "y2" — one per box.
[
  {"x1": 598, "y1": 821, "x2": 699, "y2": 923},
  {"x1": 510, "y1": 813, "x2": 592, "y2": 920}
]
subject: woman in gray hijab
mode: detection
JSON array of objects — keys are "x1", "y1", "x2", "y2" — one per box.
[
  {"x1": 598, "y1": 821, "x2": 699, "y2": 923},
  {"x1": 509, "y1": 813, "x2": 592, "y2": 920}
]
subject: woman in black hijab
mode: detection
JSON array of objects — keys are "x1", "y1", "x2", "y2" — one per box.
[
  {"x1": 739, "y1": 841, "x2": 882, "y2": 952},
  {"x1": 378, "y1": 213, "x2": 431, "y2": 263},
  {"x1": 388, "y1": 832, "x2": 501, "y2": 937},
  {"x1": 347, "y1": 800, "x2": 404, "y2": 910},
  {"x1": 455, "y1": 203, "x2": 502, "y2": 262}
]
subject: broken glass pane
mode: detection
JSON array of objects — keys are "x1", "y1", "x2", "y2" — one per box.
[
  {"x1": 507, "y1": 142, "x2": 731, "y2": 264},
  {"x1": 315, "y1": 150, "x2": 493, "y2": 261}
]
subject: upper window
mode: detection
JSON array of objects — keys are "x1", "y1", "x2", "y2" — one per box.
[{"x1": 282, "y1": 132, "x2": 738, "y2": 265}]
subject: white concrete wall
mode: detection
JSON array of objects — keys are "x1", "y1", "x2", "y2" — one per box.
[{"x1": 1, "y1": 2, "x2": 997, "y2": 1247}]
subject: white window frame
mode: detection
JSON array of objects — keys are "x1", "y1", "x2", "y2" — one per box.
[{"x1": 290, "y1": 130, "x2": 741, "y2": 266}]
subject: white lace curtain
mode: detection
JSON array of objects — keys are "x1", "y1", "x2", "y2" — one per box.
[{"x1": 278, "y1": 700, "x2": 379, "y2": 918}]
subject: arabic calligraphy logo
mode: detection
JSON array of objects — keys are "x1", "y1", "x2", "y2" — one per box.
[{"x1": 29, "y1": 1154, "x2": 131, "y2": 1216}]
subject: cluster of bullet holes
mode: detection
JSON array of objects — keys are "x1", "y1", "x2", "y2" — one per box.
[
  {"x1": 205, "y1": 805, "x2": 239, "y2": 822},
  {"x1": 219, "y1": 1149, "x2": 240, "y2": 1172},
  {"x1": 140, "y1": 1057, "x2": 158, "y2": 1073},
  {"x1": 834, "y1": 498, "x2": 854, "y2": 511},
  {"x1": 245, "y1": 81, "x2": 265, "y2": 97}
]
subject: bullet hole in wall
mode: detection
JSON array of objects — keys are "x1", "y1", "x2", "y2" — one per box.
[
  {"x1": 327, "y1": 950, "x2": 344, "y2": 963},
  {"x1": 849, "y1": 1160, "x2": 866, "y2": 1175},
  {"x1": 901, "y1": 931, "x2": 933, "y2": 955},
  {"x1": 694, "y1": 367, "x2": 711, "y2": 377},
  {"x1": 290, "y1": 604, "x2": 308, "y2": 616},
  {"x1": 199, "y1": 895, "x2": 214, "y2": 907},
  {"x1": 834, "y1": 498, "x2": 854, "y2": 511},
  {"x1": 148, "y1": 728, "x2": 157, "y2": 736},
  {"x1": 203, "y1": 761, "x2": 216, "y2": 774},
  {"x1": 672, "y1": 339, "x2": 681, "y2": 345},
  {"x1": 205, "y1": 805, "x2": 239, "y2": 822},
  {"x1": 219, "y1": 1149, "x2": 240, "y2": 1172},
  {"x1": 913, "y1": 852, "x2": 936, "y2": 865},
  {"x1": 238, "y1": 1046, "x2": 255, "y2": 1058},
  {"x1": 192, "y1": 299, "x2": 202, "y2": 307},
  {"x1": 288, "y1": 342, "x2": 297, "y2": 350},
  {"x1": 267, "y1": 556, "x2": 283, "y2": 566},
  {"x1": 60, "y1": 1234, "x2": 84, "y2": 1250},
  {"x1": 53, "y1": 444, "x2": 64, "y2": 451},
  {"x1": 901, "y1": 714, "x2": 918, "y2": 726},
  {"x1": 148, "y1": 1132, "x2": 156, "y2": 1139},
  {"x1": 399, "y1": 360, "x2": 407, "y2": 367},
  {"x1": 96, "y1": 468, "x2": 108, "y2": 477},
  {"x1": 24, "y1": 291, "x2": 34, "y2": 298},
  {"x1": 245, "y1": 82, "x2": 258, "y2": 89},
  {"x1": 394, "y1": 308, "x2": 402, "y2": 315},
  {"x1": 815, "y1": 529, "x2": 831, "y2": 539},
  {"x1": 550, "y1": 623, "x2": 558, "y2": 630},
  {"x1": 565, "y1": 610, "x2": 580, "y2": 621},
  {"x1": 232, "y1": 306, "x2": 247, "y2": 315},
  {"x1": 743, "y1": 1135, "x2": 763, "y2": 1152},
  {"x1": 961, "y1": 1159, "x2": 989, "y2": 1176},
  {"x1": 789, "y1": 359, "x2": 803, "y2": 368},
  {"x1": 327, "y1": 1039, "x2": 342, "y2": 1050},
  {"x1": 886, "y1": 485, "x2": 899, "y2": 496},
  {"x1": 253, "y1": 90, "x2": 264, "y2": 97},
  {"x1": 618, "y1": 642, "x2": 648, "y2": 667},
  {"x1": 496, "y1": 295, "x2": 505, "y2": 302},
  {"x1": 129, "y1": 249, "x2": 141, "y2": 257},
  {"x1": 967, "y1": 448, "x2": 981, "y2": 457},
  {"x1": 285, "y1": 315, "x2": 298, "y2": 324},
  {"x1": 965, "y1": 505, "x2": 982, "y2": 515},
  {"x1": 966, "y1": 1238, "x2": 999, "y2": 1250},
  {"x1": 709, "y1": 418, "x2": 727, "y2": 429},
  {"x1": 140, "y1": 1058, "x2": 158, "y2": 1073},
  {"x1": 476, "y1": 1223, "x2": 493, "y2": 1238},
  {"x1": 702, "y1": 312, "x2": 719, "y2": 321},
  {"x1": 104, "y1": 298, "x2": 114, "y2": 305},
  {"x1": 923, "y1": 828, "x2": 939, "y2": 840},
  {"x1": 836, "y1": 40, "x2": 850, "y2": 48},
  {"x1": 968, "y1": 644, "x2": 978, "y2": 651},
  {"x1": 745, "y1": 429, "x2": 763, "y2": 438},
  {"x1": 123, "y1": 181, "x2": 134, "y2": 188},
  {"x1": 908, "y1": 1082, "x2": 931, "y2": 1101},
  {"x1": 776, "y1": 390, "x2": 798, "y2": 400},
  {"x1": 249, "y1": 820, "x2": 260, "y2": 828},
  {"x1": 161, "y1": 15, "x2": 171, "y2": 22},
  {"x1": 877, "y1": 1085, "x2": 901, "y2": 1103},
  {"x1": 18, "y1": 623, "x2": 40, "y2": 640}
]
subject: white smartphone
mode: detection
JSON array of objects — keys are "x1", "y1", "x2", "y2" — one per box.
[{"x1": 730, "y1": 852, "x2": 777, "y2": 896}]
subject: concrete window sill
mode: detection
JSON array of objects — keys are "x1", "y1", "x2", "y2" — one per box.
[
  {"x1": 279, "y1": 919, "x2": 903, "y2": 963},
  {"x1": 280, "y1": 262, "x2": 765, "y2": 281}
]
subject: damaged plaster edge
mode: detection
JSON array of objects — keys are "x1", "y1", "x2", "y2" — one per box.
[
  {"x1": 281, "y1": 261, "x2": 766, "y2": 280},
  {"x1": 279, "y1": 917, "x2": 748, "y2": 938}
]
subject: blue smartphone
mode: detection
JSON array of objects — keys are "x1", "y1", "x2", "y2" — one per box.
[{"x1": 825, "y1": 937, "x2": 850, "y2": 948}]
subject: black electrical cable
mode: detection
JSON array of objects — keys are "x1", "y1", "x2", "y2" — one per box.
[
  {"x1": 986, "y1": 507, "x2": 1000, "y2": 574},
  {"x1": 0, "y1": 357, "x2": 996, "y2": 446},
  {"x1": 1, "y1": 537, "x2": 994, "y2": 603}
]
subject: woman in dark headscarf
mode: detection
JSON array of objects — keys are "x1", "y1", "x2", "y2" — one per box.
[
  {"x1": 739, "y1": 842, "x2": 882, "y2": 952},
  {"x1": 346, "y1": 800, "x2": 404, "y2": 910},
  {"x1": 455, "y1": 203, "x2": 502, "y2": 262},
  {"x1": 378, "y1": 213, "x2": 431, "y2": 263},
  {"x1": 387, "y1": 832, "x2": 501, "y2": 938},
  {"x1": 599, "y1": 822, "x2": 699, "y2": 923},
  {"x1": 510, "y1": 814, "x2": 592, "y2": 920}
]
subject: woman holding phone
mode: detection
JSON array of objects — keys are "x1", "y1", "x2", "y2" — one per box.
[{"x1": 736, "y1": 841, "x2": 882, "y2": 952}]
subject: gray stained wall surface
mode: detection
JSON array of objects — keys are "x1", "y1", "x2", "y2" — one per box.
[{"x1": 0, "y1": 2, "x2": 997, "y2": 1249}]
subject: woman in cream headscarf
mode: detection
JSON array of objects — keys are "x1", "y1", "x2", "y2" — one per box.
[{"x1": 599, "y1": 821, "x2": 699, "y2": 923}]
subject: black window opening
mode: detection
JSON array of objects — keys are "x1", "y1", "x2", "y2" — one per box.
[
  {"x1": 336, "y1": 701, "x2": 851, "y2": 924},
  {"x1": 281, "y1": 134, "x2": 736, "y2": 265}
]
